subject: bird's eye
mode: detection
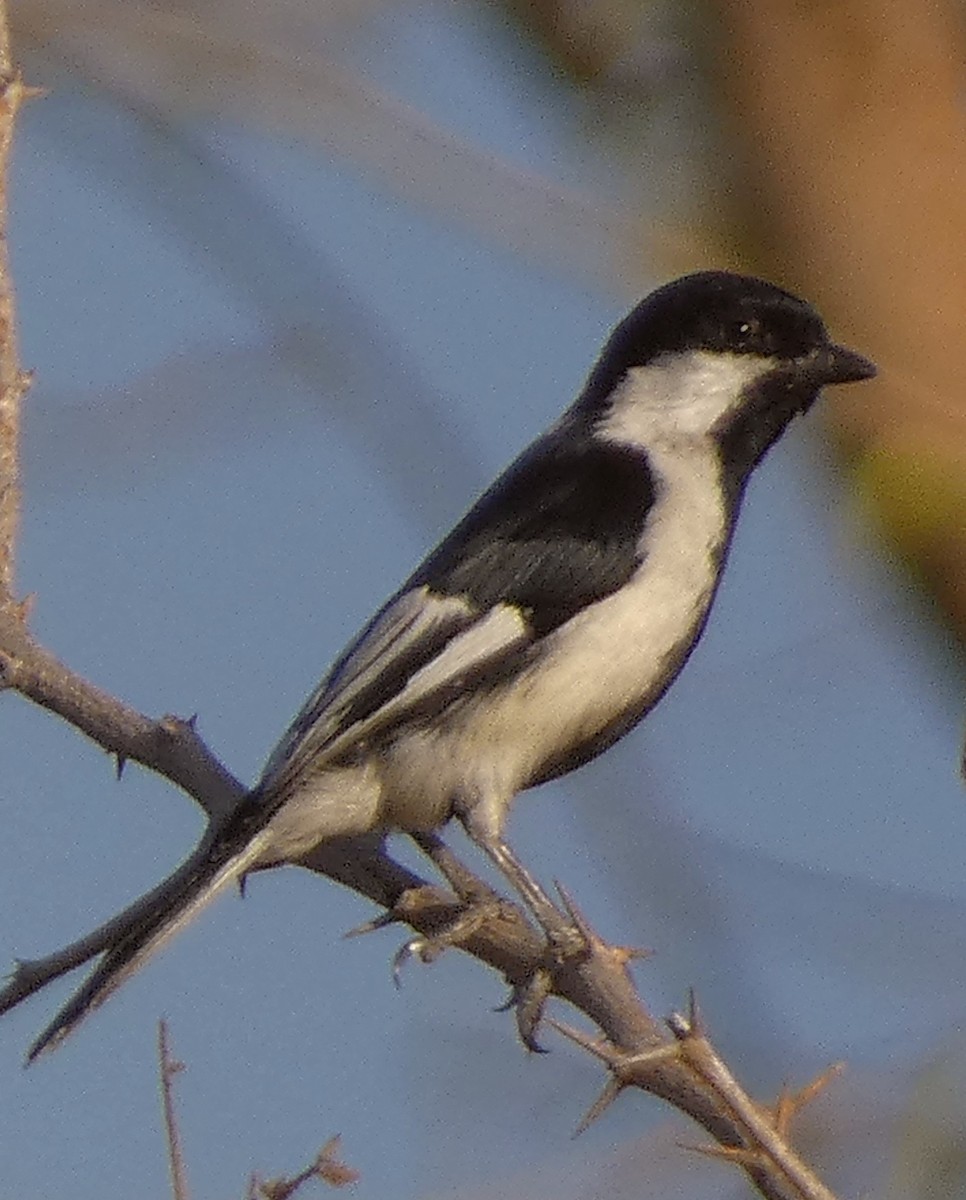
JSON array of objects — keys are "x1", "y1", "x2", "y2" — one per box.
[{"x1": 732, "y1": 318, "x2": 762, "y2": 349}]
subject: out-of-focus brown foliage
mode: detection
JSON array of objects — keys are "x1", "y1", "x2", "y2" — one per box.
[{"x1": 714, "y1": 0, "x2": 966, "y2": 639}]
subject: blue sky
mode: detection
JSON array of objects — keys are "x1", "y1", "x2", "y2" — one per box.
[{"x1": 1, "y1": 4, "x2": 964, "y2": 1196}]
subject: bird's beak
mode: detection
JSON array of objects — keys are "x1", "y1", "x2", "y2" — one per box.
[{"x1": 814, "y1": 343, "x2": 877, "y2": 385}]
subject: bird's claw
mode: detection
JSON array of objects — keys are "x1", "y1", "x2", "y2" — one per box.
[
  {"x1": 350, "y1": 871, "x2": 595, "y2": 1057},
  {"x1": 388, "y1": 894, "x2": 510, "y2": 986},
  {"x1": 391, "y1": 936, "x2": 427, "y2": 986},
  {"x1": 498, "y1": 886, "x2": 607, "y2": 1052},
  {"x1": 499, "y1": 969, "x2": 554, "y2": 1052}
]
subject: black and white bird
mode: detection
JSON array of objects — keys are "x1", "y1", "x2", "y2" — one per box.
[{"x1": 1, "y1": 271, "x2": 875, "y2": 1058}]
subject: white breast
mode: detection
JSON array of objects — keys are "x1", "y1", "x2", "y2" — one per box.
[{"x1": 380, "y1": 425, "x2": 730, "y2": 837}]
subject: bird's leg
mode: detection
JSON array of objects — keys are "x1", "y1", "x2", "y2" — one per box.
[
  {"x1": 401, "y1": 814, "x2": 594, "y2": 1051},
  {"x1": 455, "y1": 810, "x2": 592, "y2": 1049},
  {"x1": 461, "y1": 824, "x2": 584, "y2": 957},
  {"x1": 385, "y1": 832, "x2": 518, "y2": 980},
  {"x1": 410, "y1": 831, "x2": 501, "y2": 908}
]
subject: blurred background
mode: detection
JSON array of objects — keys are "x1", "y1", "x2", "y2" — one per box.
[{"x1": 1, "y1": 0, "x2": 965, "y2": 1195}]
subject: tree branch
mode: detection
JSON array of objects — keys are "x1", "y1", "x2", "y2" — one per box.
[
  {"x1": 0, "y1": 643, "x2": 847, "y2": 1197},
  {"x1": 0, "y1": 609, "x2": 246, "y2": 822}
]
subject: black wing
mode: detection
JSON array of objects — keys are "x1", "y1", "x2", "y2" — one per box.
[
  {"x1": 410, "y1": 432, "x2": 655, "y2": 636},
  {"x1": 258, "y1": 431, "x2": 655, "y2": 800}
]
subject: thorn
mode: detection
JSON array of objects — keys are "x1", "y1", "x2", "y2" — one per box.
[
  {"x1": 238, "y1": 872, "x2": 248, "y2": 899},
  {"x1": 186, "y1": 713, "x2": 198, "y2": 730},
  {"x1": 680, "y1": 1140, "x2": 760, "y2": 1166},
  {"x1": 574, "y1": 1076, "x2": 624, "y2": 1136},
  {"x1": 611, "y1": 943, "x2": 653, "y2": 968},
  {"x1": 773, "y1": 1085, "x2": 793, "y2": 1134},
  {"x1": 668, "y1": 988, "x2": 704, "y2": 1041},
  {"x1": 546, "y1": 1018, "x2": 620, "y2": 1066},
  {"x1": 114, "y1": 753, "x2": 126, "y2": 781},
  {"x1": 163, "y1": 1055, "x2": 186, "y2": 1078},
  {"x1": 772, "y1": 1062, "x2": 845, "y2": 1133},
  {"x1": 687, "y1": 987, "x2": 705, "y2": 1036},
  {"x1": 343, "y1": 910, "x2": 401, "y2": 939},
  {"x1": 13, "y1": 594, "x2": 34, "y2": 623},
  {"x1": 2, "y1": 73, "x2": 46, "y2": 103},
  {"x1": 795, "y1": 1060, "x2": 845, "y2": 1107}
]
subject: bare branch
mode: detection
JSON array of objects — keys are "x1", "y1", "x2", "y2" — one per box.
[
  {"x1": 0, "y1": 609, "x2": 245, "y2": 821},
  {"x1": 0, "y1": 53, "x2": 31, "y2": 599},
  {"x1": 367, "y1": 873, "x2": 843, "y2": 1199},
  {"x1": 664, "y1": 1006, "x2": 840, "y2": 1199},
  {"x1": 160, "y1": 1022, "x2": 358, "y2": 1200},
  {"x1": 158, "y1": 1020, "x2": 191, "y2": 1200}
]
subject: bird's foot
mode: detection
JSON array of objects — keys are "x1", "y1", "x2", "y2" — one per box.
[
  {"x1": 496, "y1": 883, "x2": 600, "y2": 1050},
  {"x1": 497, "y1": 967, "x2": 554, "y2": 1052},
  {"x1": 344, "y1": 877, "x2": 518, "y2": 985},
  {"x1": 379, "y1": 830, "x2": 520, "y2": 978},
  {"x1": 523, "y1": 885, "x2": 590, "y2": 961},
  {"x1": 389, "y1": 890, "x2": 514, "y2": 984},
  {"x1": 382, "y1": 883, "x2": 574, "y2": 1053}
]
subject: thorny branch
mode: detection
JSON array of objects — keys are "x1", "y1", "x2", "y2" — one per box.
[{"x1": 0, "y1": 22, "x2": 844, "y2": 1200}]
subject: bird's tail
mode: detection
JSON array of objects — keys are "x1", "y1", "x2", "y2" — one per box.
[{"x1": 6, "y1": 820, "x2": 274, "y2": 1063}]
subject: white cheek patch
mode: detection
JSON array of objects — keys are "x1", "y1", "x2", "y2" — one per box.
[{"x1": 598, "y1": 350, "x2": 772, "y2": 446}]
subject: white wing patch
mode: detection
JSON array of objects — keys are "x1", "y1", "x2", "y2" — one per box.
[
  {"x1": 319, "y1": 588, "x2": 473, "y2": 718},
  {"x1": 367, "y1": 602, "x2": 529, "y2": 726},
  {"x1": 258, "y1": 588, "x2": 530, "y2": 798}
]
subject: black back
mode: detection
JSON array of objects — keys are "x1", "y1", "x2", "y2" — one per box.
[{"x1": 411, "y1": 435, "x2": 655, "y2": 636}]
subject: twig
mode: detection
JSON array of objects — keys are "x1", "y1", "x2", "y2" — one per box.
[
  {"x1": 0, "y1": 4, "x2": 31, "y2": 601},
  {"x1": 158, "y1": 1019, "x2": 191, "y2": 1200},
  {"x1": 255, "y1": 1135, "x2": 359, "y2": 1198},
  {"x1": 667, "y1": 1004, "x2": 840, "y2": 1198}
]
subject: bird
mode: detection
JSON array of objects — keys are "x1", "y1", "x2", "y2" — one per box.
[{"x1": 0, "y1": 270, "x2": 876, "y2": 1059}]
